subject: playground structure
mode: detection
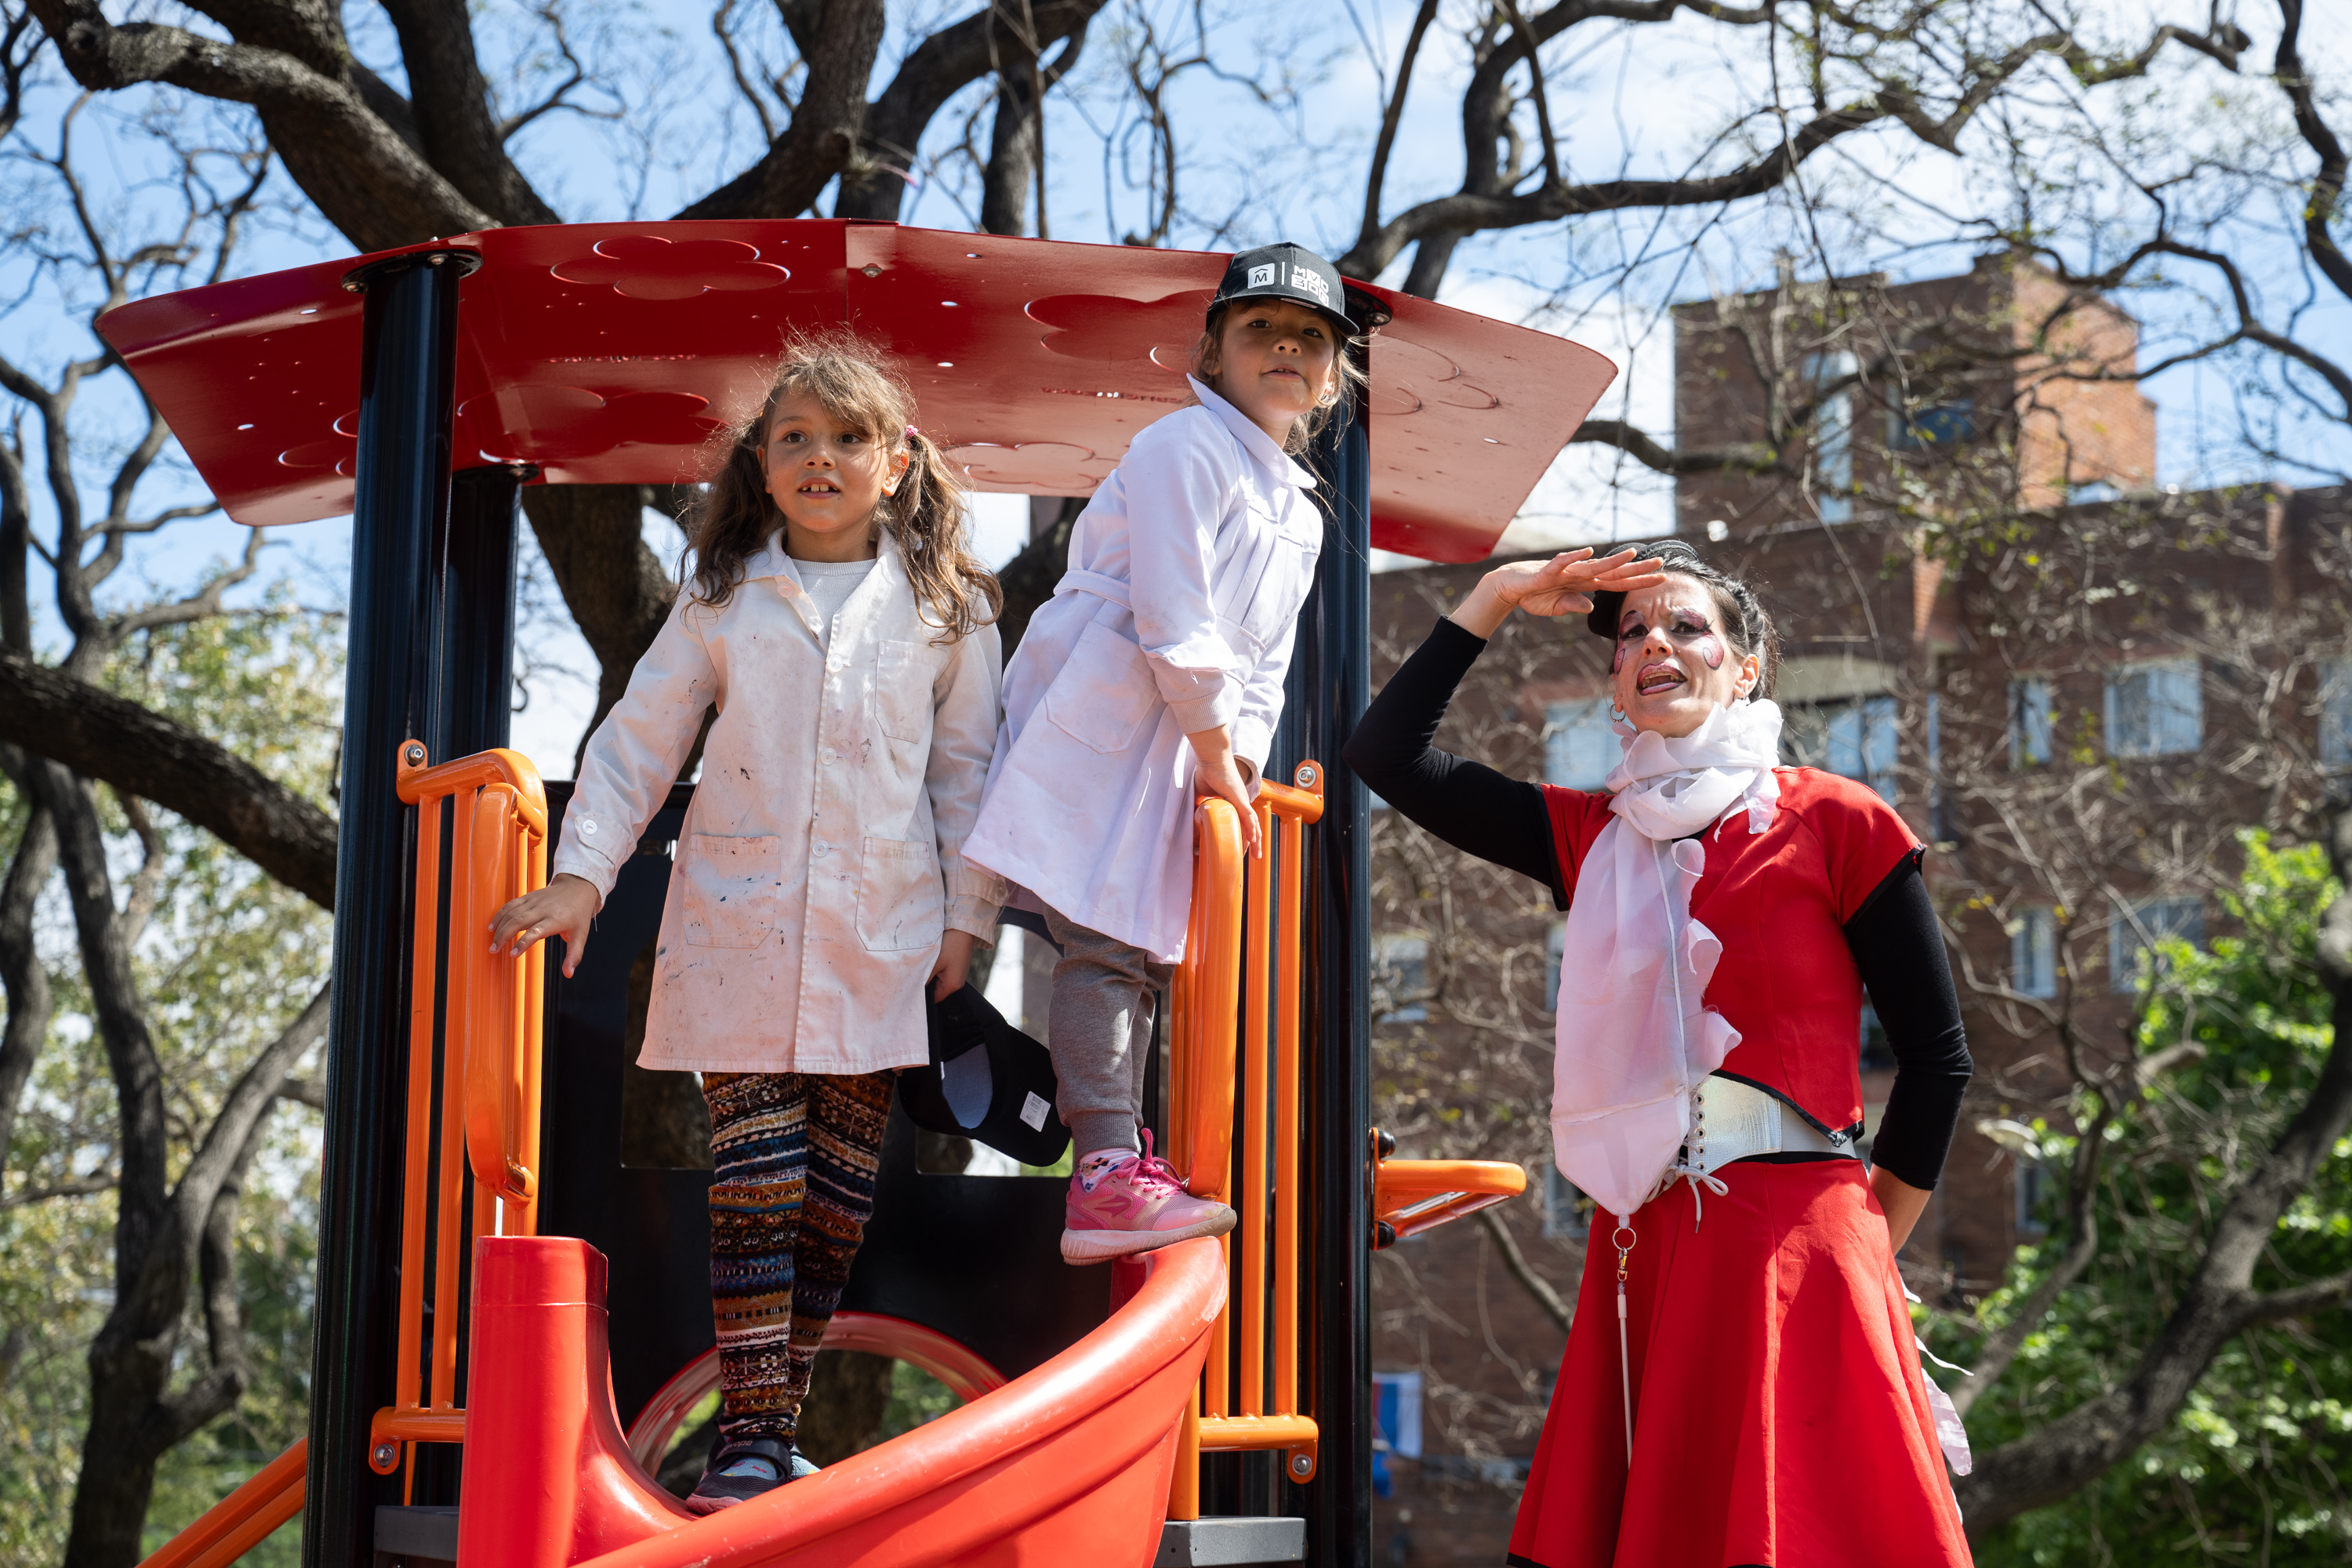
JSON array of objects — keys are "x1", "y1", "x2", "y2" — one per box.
[{"x1": 100, "y1": 223, "x2": 1617, "y2": 1567}]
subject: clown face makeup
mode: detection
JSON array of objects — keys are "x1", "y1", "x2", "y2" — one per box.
[{"x1": 1610, "y1": 577, "x2": 1758, "y2": 736}]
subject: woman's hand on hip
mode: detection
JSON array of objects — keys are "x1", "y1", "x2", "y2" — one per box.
[
  {"x1": 1447, "y1": 546, "x2": 1668, "y2": 638},
  {"x1": 931, "y1": 928, "x2": 978, "y2": 1001},
  {"x1": 488, "y1": 873, "x2": 601, "y2": 978}
]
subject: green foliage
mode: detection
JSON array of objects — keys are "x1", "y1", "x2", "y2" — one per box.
[
  {"x1": 1940, "y1": 832, "x2": 2352, "y2": 1566},
  {"x1": 0, "y1": 596, "x2": 340, "y2": 1568}
]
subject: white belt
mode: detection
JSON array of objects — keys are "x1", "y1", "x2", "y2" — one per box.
[
  {"x1": 1675, "y1": 1074, "x2": 1860, "y2": 1181},
  {"x1": 1056, "y1": 568, "x2": 1131, "y2": 608}
]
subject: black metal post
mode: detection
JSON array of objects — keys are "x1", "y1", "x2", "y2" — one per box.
[
  {"x1": 1280, "y1": 352, "x2": 1374, "y2": 1565},
  {"x1": 305, "y1": 252, "x2": 468, "y2": 1568},
  {"x1": 439, "y1": 465, "x2": 527, "y2": 756}
]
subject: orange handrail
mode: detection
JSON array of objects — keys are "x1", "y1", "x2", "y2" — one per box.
[
  {"x1": 135, "y1": 1439, "x2": 307, "y2": 1568},
  {"x1": 372, "y1": 742, "x2": 550, "y2": 1475},
  {"x1": 1167, "y1": 762, "x2": 1327, "y2": 1515},
  {"x1": 1373, "y1": 1155, "x2": 1529, "y2": 1245}
]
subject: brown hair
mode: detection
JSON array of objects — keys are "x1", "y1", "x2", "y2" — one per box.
[
  {"x1": 1189, "y1": 301, "x2": 1370, "y2": 455},
  {"x1": 1586, "y1": 540, "x2": 1780, "y2": 699},
  {"x1": 683, "y1": 331, "x2": 1002, "y2": 643}
]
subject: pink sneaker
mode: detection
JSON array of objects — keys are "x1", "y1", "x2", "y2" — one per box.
[{"x1": 1060, "y1": 1131, "x2": 1236, "y2": 1264}]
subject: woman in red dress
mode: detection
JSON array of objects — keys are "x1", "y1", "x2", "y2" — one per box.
[{"x1": 1344, "y1": 541, "x2": 1974, "y2": 1568}]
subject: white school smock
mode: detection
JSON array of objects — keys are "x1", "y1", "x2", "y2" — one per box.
[
  {"x1": 964, "y1": 377, "x2": 1323, "y2": 963},
  {"x1": 550, "y1": 532, "x2": 1005, "y2": 1075}
]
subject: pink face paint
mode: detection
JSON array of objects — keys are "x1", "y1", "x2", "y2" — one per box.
[
  {"x1": 1611, "y1": 615, "x2": 1646, "y2": 674},
  {"x1": 1665, "y1": 608, "x2": 1725, "y2": 670}
]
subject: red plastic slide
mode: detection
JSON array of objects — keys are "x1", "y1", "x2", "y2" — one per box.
[{"x1": 459, "y1": 1234, "x2": 1225, "y2": 1568}]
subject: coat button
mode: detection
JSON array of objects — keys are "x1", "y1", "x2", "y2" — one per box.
[
  {"x1": 580, "y1": 819, "x2": 597, "y2": 835},
  {"x1": 811, "y1": 839, "x2": 829, "y2": 855}
]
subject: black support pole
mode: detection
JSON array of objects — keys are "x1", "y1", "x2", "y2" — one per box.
[
  {"x1": 305, "y1": 251, "x2": 470, "y2": 1568},
  {"x1": 1283, "y1": 347, "x2": 1374, "y2": 1566},
  {"x1": 440, "y1": 465, "x2": 527, "y2": 757}
]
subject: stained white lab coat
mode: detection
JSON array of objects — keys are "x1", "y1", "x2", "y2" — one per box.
[
  {"x1": 551, "y1": 533, "x2": 1004, "y2": 1075},
  {"x1": 964, "y1": 378, "x2": 1323, "y2": 962}
]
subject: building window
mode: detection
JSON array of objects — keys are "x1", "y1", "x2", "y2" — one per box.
[
  {"x1": 1373, "y1": 932, "x2": 1430, "y2": 1023},
  {"x1": 2010, "y1": 906, "x2": 2057, "y2": 999},
  {"x1": 2016, "y1": 1159, "x2": 2053, "y2": 1237},
  {"x1": 1372, "y1": 1370, "x2": 1424, "y2": 1499},
  {"x1": 1889, "y1": 399, "x2": 1980, "y2": 452},
  {"x1": 2009, "y1": 677, "x2": 2053, "y2": 769},
  {"x1": 2320, "y1": 657, "x2": 2352, "y2": 770},
  {"x1": 2103, "y1": 659, "x2": 2201, "y2": 758},
  {"x1": 2109, "y1": 896, "x2": 2204, "y2": 993},
  {"x1": 1544, "y1": 698, "x2": 1617, "y2": 790},
  {"x1": 1805, "y1": 351, "x2": 1857, "y2": 523},
  {"x1": 1859, "y1": 1004, "x2": 1896, "y2": 1072},
  {"x1": 1784, "y1": 694, "x2": 1898, "y2": 800},
  {"x1": 1544, "y1": 921, "x2": 1566, "y2": 1013},
  {"x1": 1540, "y1": 1162, "x2": 1592, "y2": 1240}
]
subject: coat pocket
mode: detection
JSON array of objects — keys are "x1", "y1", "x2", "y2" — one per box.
[
  {"x1": 877, "y1": 638, "x2": 935, "y2": 743},
  {"x1": 855, "y1": 837, "x2": 945, "y2": 953},
  {"x1": 1043, "y1": 619, "x2": 1159, "y2": 754},
  {"x1": 677, "y1": 833, "x2": 781, "y2": 949}
]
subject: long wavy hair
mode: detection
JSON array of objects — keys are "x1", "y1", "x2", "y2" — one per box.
[
  {"x1": 1189, "y1": 301, "x2": 1370, "y2": 456},
  {"x1": 683, "y1": 332, "x2": 1002, "y2": 643}
]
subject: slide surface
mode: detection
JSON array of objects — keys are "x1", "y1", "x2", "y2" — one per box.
[{"x1": 459, "y1": 1234, "x2": 1225, "y2": 1568}]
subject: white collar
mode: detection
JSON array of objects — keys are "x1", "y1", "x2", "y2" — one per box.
[
  {"x1": 1186, "y1": 376, "x2": 1319, "y2": 492},
  {"x1": 743, "y1": 528, "x2": 901, "y2": 594}
]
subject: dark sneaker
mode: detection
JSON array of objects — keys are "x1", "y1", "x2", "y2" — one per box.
[{"x1": 685, "y1": 1437, "x2": 818, "y2": 1515}]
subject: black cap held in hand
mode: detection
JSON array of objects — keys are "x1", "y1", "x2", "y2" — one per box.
[
  {"x1": 899, "y1": 983, "x2": 1071, "y2": 1169},
  {"x1": 1210, "y1": 243, "x2": 1358, "y2": 334}
]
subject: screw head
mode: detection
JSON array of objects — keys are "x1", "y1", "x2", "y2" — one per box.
[
  {"x1": 1294, "y1": 762, "x2": 1319, "y2": 789},
  {"x1": 1290, "y1": 1453, "x2": 1313, "y2": 1476},
  {"x1": 372, "y1": 1443, "x2": 397, "y2": 1468},
  {"x1": 861, "y1": 263, "x2": 884, "y2": 278},
  {"x1": 404, "y1": 743, "x2": 426, "y2": 765}
]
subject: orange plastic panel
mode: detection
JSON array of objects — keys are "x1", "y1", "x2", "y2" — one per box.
[{"x1": 458, "y1": 1234, "x2": 1225, "y2": 1568}]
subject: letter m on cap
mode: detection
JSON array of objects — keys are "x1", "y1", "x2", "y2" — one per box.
[{"x1": 1247, "y1": 263, "x2": 1277, "y2": 288}]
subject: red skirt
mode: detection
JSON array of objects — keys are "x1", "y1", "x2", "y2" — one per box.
[{"x1": 1506, "y1": 1160, "x2": 1972, "y2": 1568}]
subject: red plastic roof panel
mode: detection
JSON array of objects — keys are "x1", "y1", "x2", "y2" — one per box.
[{"x1": 97, "y1": 222, "x2": 1617, "y2": 562}]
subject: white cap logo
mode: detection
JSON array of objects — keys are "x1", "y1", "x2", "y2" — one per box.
[
  {"x1": 1290, "y1": 266, "x2": 1332, "y2": 306},
  {"x1": 1247, "y1": 263, "x2": 1278, "y2": 289}
]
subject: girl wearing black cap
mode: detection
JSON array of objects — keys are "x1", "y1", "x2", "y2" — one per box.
[
  {"x1": 965, "y1": 243, "x2": 1364, "y2": 1263},
  {"x1": 1342, "y1": 542, "x2": 1975, "y2": 1568}
]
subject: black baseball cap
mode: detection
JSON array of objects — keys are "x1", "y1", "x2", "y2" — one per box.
[
  {"x1": 1210, "y1": 242, "x2": 1359, "y2": 335},
  {"x1": 898, "y1": 983, "x2": 1070, "y2": 1168}
]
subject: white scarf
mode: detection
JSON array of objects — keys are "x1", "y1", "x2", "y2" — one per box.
[{"x1": 1550, "y1": 699, "x2": 1784, "y2": 1221}]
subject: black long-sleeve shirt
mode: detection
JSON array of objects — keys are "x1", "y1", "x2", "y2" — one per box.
[{"x1": 1341, "y1": 618, "x2": 1970, "y2": 1191}]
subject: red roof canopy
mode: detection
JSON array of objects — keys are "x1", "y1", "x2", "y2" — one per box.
[{"x1": 96, "y1": 221, "x2": 1616, "y2": 563}]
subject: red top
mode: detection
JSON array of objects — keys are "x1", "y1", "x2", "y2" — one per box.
[{"x1": 1541, "y1": 768, "x2": 1921, "y2": 1136}]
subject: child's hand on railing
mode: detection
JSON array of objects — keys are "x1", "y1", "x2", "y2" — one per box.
[
  {"x1": 1186, "y1": 724, "x2": 1264, "y2": 858},
  {"x1": 931, "y1": 929, "x2": 978, "y2": 1001},
  {"x1": 489, "y1": 873, "x2": 601, "y2": 977}
]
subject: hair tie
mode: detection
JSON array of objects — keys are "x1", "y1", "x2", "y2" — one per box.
[{"x1": 905, "y1": 424, "x2": 921, "y2": 442}]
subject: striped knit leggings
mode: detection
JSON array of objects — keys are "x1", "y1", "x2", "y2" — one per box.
[{"x1": 701, "y1": 1069, "x2": 895, "y2": 1444}]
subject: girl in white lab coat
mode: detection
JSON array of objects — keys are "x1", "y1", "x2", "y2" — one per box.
[
  {"x1": 964, "y1": 242, "x2": 1362, "y2": 1264},
  {"x1": 489, "y1": 335, "x2": 1004, "y2": 1511}
]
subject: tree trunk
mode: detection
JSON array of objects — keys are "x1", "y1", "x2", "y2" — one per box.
[{"x1": 518, "y1": 485, "x2": 679, "y2": 761}]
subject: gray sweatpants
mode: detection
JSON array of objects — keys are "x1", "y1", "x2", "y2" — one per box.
[{"x1": 1043, "y1": 906, "x2": 1174, "y2": 1158}]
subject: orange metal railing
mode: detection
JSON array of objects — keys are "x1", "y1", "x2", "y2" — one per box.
[
  {"x1": 1163, "y1": 760, "x2": 1527, "y2": 1519},
  {"x1": 136, "y1": 1440, "x2": 308, "y2": 1568},
  {"x1": 1167, "y1": 763, "x2": 1327, "y2": 1516},
  {"x1": 371, "y1": 741, "x2": 551, "y2": 1475},
  {"x1": 138, "y1": 743, "x2": 550, "y2": 1567}
]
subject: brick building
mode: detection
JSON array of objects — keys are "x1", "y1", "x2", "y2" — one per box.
[{"x1": 1363, "y1": 256, "x2": 2352, "y2": 1562}]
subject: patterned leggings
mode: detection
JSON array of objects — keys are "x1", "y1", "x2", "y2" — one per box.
[{"x1": 702, "y1": 1069, "x2": 895, "y2": 1444}]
